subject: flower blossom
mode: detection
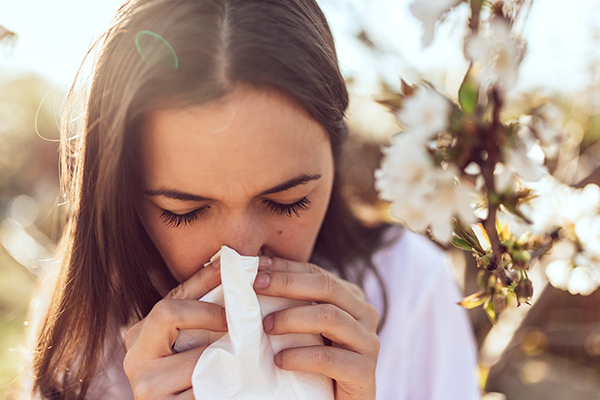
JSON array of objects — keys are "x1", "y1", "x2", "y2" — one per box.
[
  {"x1": 465, "y1": 19, "x2": 526, "y2": 91},
  {"x1": 531, "y1": 104, "x2": 565, "y2": 145},
  {"x1": 547, "y1": 257, "x2": 600, "y2": 296},
  {"x1": 396, "y1": 85, "x2": 452, "y2": 140},
  {"x1": 497, "y1": 178, "x2": 600, "y2": 295},
  {"x1": 409, "y1": 0, "x2": 463, "y2": 47},
  {"x1": 375, "y1": 132, "x2": 475, "y2": 242},
  {"x1": 497, "y1": 176, "x2": 570, "y2": 237},
  {"x1": 504, "y1": 137, "x2": 546, "y2": 182}
]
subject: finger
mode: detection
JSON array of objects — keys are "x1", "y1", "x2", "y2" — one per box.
[
  {"x1": 158, "y1": 346, "x2": 207, "y2": 393},
  {"x1": 263, "y1": 305, "x2": 378, "y2": 354},
  {"x1": 258, "y1": 256, "x2": 320, "y2": 273},
  {"x1": 275, "y1": 345, "x2": 377, "y2": 391},
  {"x1": 137, "y1": 299, "x2": 227, "y2": 357},
  {"x1": 254, "y1": 271, "x2": 379, "y2": 330},
  {"x1": 167, "y1": 258, "x2": 221, "y2": 300},
  {"x1": 258, "y1": 257, "x2": 366, "y2": 300},
  {"x1": 125, "y1": 345, "x2": 206, "y2": 398}
]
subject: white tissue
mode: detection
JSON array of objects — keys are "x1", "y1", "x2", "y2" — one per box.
[{"x1": 185, "y1": 246, "x2": 334, "y2": 400}]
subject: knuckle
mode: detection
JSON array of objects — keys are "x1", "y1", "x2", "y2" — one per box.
[
  {"x1": 313, "y1": 347, "x2": 336, "y2": 367},
  {"x1": 124, "y1": 323, "x2": 139, "y2": 351},
  {"x1": 167, "y1": 283, "x2": 185, "y2": 300},
  {"x1": 307, "y1": 262, "x2": 322, "y2": 274},
  {"x1": 278, "y1": 272, "x2": 293, "y2": 291},
  {"x1": 281, "y1": 258, "x2": 294, "y2": 271},
  {"x1": 318, "y1": 304, "x2": 341, "y2": 329},
  {"x1": 317, "y1": 273, "x2": 338, "y2": 295},
  {"x1": 273, "y1": 257, "x2": 291, "y2": 271},
  {"x1": 209, "y1": 304, "x2": 226, "y2": 325},
  {"x1": 122, "y1": 350, "x2": 135, "y2": 377},
  {"x1": 151, "y1": 299, "x2": 178, "y2": 326}
]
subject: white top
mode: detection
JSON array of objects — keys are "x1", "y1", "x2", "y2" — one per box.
[
  {"x1": 87, "y1": 229, "x2": 480, "y2": 400},
  {"x1": 365, "y1": 229, "x2": 480, "y2": 400}
]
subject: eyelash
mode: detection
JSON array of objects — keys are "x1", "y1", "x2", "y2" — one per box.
[
  {"x1": 159, "y1": 207, "x2": 209, "y2": 228},
  {"x1": 159, "y1": 197, "x2": 312, "y2": 227},
  {"x1": 263, "y1": 197, "x2": 312, "y2": 218}
]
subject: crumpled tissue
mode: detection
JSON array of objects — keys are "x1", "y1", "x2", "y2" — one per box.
[{"x1": 173, "y1": 246, "x2": 334, "y2": 400}]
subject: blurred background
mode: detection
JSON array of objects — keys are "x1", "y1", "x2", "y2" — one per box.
[{"x1": 1, "y1": 0, "x2": 600, "y2": 399}]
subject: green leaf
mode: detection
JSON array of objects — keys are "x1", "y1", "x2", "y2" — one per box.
[
  {"x1": 477, "y1": 254, "x2": 491, "y2": 268},
  {"x1": 458, "y1": 291, "x2": 489, "y2": 309},
  {"x1": 477, "y1": 270, "x2": 487, "y2": 289},
  {"x1": 458, "y1": 72, "x2": 479, "y2": 115},
  {"x1": 484, "y1": 299, "x2": 496, "y2": 324},
  {"x1": 453, "y1": 220, "x2": 486, "y2": 255},
  {"x1": 451, "y1": 238, "x2": 474, "y2": 251}
]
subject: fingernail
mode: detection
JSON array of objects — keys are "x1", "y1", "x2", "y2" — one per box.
[
  {"x1": 253, "y1": 272, "x2": 270, "y2": 289},
  {"x1": 222, "y1": 309, "x2": 228, "y2": 328},
  {"x1": 274, "y1": 352, "x2": 282, "y2": 367},
  {"x1": 259, "y1": 256, "x2": 272, "y2": 269},
  {"x1": 263, "y1": 314, "x2": 274, "y2": 332}
]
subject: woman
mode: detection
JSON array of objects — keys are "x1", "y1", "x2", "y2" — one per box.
[{"x1": 27, "y1": 0, "x2": 479, "y2": 399}]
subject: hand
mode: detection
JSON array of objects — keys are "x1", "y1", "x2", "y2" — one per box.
[
  {"x1": 123, "y1": 260, "x2": 228, "y2": 399},
  {"x1": 254, "y1": 257, "x2": 380, "y2": 400}
]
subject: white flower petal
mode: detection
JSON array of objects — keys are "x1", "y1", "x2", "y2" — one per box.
[
  {"x1": 505, "y1": 144, "x2": 547, "y2": 182},
  {"x1": 464, "y1": 18, "x2": 525, "y2": 92},
  {"x1": 430, "y1": 217, "x2": 453, "y2": 242},
  {"x1": 396, "y1": 86, "x2": 451, "y2": 139},
  {"x1": 409, "y1": 0, "x2": 461, "y2": 46},
  {"x1": 546, "y1": 259, "x2": 572, "y2": 291},
  {"x1": 494, "y1": 163, "x2": 515, "y2": 192},
  {"x1": 568, "y1": 266, "x2": 599, "y2": 296}
]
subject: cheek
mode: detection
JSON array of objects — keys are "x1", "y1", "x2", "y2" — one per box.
[
  {"x1": 153, "y1": 227, "x2": 214, "y2": 282},
  {"x1": 138, "y1": 203, "x2": 217, "y2": 282},
  {"x1": 266, "y1": 216, "x2": 319, "y2": 261},
  {"x1": 267, "y1": 184, "x2": 332, "y2": 262}
]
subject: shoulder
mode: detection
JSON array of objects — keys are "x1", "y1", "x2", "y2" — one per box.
[
  {"x1": 375, "y1": 227, "x2": 449, "y2": 281},
  {"x1": 366, "y1": 227, "x2": 457, "y2": 313},
  {"x1": 85, "y1": 327, "x2": 134, "y2": 400}
]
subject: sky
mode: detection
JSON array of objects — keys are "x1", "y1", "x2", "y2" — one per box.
[{"x1": 1, "y1": 0, "x2": 600, "y2": 97}]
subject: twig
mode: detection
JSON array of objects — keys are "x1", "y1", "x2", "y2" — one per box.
[
  {"x1": 479, "y1": 87, "x2": 513, "y2": 286},
  {"x1": 469, "y1": 0, "x2": 483, "y2": 34}
]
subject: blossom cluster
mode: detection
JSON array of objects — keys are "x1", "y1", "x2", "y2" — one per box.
[
  {"x1": 373, "y1": 0, "x2": 594, "y2": 319},
  {"x1": 374, "y1": 86, "x2": 475, "y2": 242}
]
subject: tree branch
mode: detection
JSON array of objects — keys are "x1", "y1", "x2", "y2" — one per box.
[{"x1": 480, "y1": 87, "x2": 513, "y2": 286}]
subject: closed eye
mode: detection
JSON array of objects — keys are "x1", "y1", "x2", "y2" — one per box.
[
  {"x1": 159, "y1": 207, "x2": 209, "y2": 227},
  {"x1": 263, "y1": 197, "x2": 312, "y2": 217}
]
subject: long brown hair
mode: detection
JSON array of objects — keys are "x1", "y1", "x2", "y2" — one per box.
[{"x1": 30, "y1": 0, "x2": 388, "y2": 398}]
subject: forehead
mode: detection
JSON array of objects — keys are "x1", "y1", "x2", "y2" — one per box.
[{"x1": 139, "y1": 87, "x2": 331, "y2": 198}]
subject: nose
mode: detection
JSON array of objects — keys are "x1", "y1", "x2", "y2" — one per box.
[{"x1": 218, "y1": 211, "x2": 267, "y2": 257}]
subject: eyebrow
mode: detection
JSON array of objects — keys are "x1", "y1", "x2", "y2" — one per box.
[{"x1": 144, "y1": 173, "x2": 322, "y2": 201}]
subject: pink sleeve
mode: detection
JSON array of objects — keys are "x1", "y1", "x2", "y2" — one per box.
[{"x1": 85, "y1": 331, "x2": 134, "y2": 400}]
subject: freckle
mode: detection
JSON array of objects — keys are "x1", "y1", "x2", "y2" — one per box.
[{"x1": 278, "y1": 230, "x2": 283, "y2": 235}]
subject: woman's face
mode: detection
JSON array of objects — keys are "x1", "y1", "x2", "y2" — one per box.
[{"x1": 137, "y1": 87, "x2": 334, "y2": 283}]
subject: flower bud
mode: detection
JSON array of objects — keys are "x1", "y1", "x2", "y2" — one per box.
[{"x1": 515, "y1": 278, "x2": 534, "y2": 306}]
